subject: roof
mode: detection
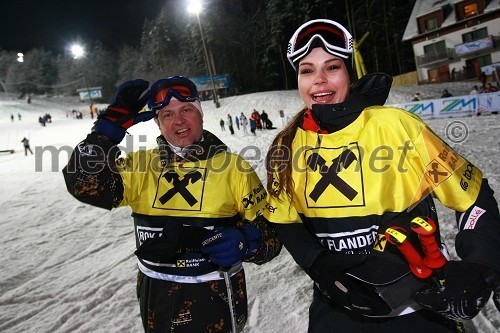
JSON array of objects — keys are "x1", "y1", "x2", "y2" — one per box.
[{"x1": 402, "y1": 0, "x2": 500, "y2": 41}]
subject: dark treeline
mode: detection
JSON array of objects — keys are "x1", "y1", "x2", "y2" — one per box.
[{"x1": 0, "y1": 0, "x2": 416, "y2": 101}]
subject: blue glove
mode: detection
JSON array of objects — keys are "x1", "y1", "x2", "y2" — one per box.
[
  {"x1": 93, "y1": 79, "x2": 155, "y2": 142},
  {"x1": 201, "y1": 223, "x2": 262, "y2": 268},
  {"x1": 414, "y1": 261, "x2": 495, "y2": 321}
]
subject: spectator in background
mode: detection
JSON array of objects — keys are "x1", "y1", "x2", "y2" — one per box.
[
  {"x1": 441, "y1": 89, "x2": 452, "y2": 98},
  {"x1": 469, "y1": 85, "x2": 479, "y2": 95},
  {"x1": 484, "y1": 82, "x2": 498, "y2": 93},
  {"x1": 479, "y1": 72, "x2": 487, "y2": 89},
  {"x1": 412, "y1": 92, "x2": 423, "y2": 101},
  {"x1": 219, "y1": 118, "x2": 225, "y2": 131},
  {"x1": 227, "y1": 114, "x2": 235, "y2": 135},
  {"x1": 240, "y1": 113, "x2": 248, "y2": 135},
  {"x1": 249, "y1": 118, "x2": 256, "y2": 136},
  {"x1": 21, "y1": 137, "x2": 33, "y2": 156},
  {"x1": 251, "y1": 110, "x2": 262, "y2": 130},
  {"x1": 235, "y1": 115, "x2": 240, "y2": 130},
  {"x1": 260, "y1": 110, "x2": 269, "y2": 130}
]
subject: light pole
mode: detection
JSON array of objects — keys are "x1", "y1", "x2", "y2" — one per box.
[
  {"x1": 70, "y1": 44, "x2": 94, "y2": 110},
  {"x1": 187, "y1": 0, "x2": 220, "y2": 108}
]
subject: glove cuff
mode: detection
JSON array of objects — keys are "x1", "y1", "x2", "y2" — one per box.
[
  {"x1": 468, "y1": 262, "x2": 500, "y2": 291},
  {"x1": 92, "y1": 118, "x2": 126, "y2": 143},
  {"x1": 239, "y1": 223, "x2": 262, "y2": 259}
]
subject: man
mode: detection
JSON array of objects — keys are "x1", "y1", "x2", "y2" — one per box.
[
  {"x1": 62, "y1": 77, "x2": 281, "y2": 333},
  {"x1": 21, "y1": 137, "x2": 33, "y2": 156},
  {"x1": 239, "y1": 113, "x2": 248, "y2": 135}
]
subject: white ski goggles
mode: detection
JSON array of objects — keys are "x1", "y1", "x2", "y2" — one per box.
[{"x1": 287, "y1": 19, "x2": 353, "y2": 70}]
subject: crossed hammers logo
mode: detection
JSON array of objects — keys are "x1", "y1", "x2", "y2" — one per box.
[
  {"x1": 159, "y1": 170, "x2": 203, "y2": 206},
  {"x1": 306, "y1": 149, "x2": 358, "y2": 202},
  {"x1": 242, "y1": 193, "x2": 255, "y2": 209}
]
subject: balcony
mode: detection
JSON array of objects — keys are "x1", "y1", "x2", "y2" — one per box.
[
  {"x1": 416, "y1": 48, "x2": 456, "y2": 67},
  {"x1": 455, "y1": 35, "x2": 499, "y2": 57}
]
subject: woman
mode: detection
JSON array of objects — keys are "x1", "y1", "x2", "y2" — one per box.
[{"x1": 264, "y1": 19, "x2": 500, "y2": 332}]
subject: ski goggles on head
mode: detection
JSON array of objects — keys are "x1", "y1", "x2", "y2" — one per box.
[
  {"x1": 287, "y1": 19, "x2": 353, "y2": 70},
  {"x1": 148, "y1": 76, "x2": 200, "y2": 111}
]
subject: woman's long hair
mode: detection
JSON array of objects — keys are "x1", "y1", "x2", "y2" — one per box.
[{"x1": 265, "y1": 107, "x2": 307, "y2": 202}]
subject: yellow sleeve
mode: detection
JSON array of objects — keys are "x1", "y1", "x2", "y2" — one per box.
[
  {"x1": 408, "y1": 120, "x2": 482, "y2": 212},
  {"x1": 263, "y1": 169, "x2": 302, "y2": 224},
  {"x1": 235, "y1": 156, "x2": 268, "y2": 221},
  {"x1": 116, "y1": 149, "x2": 151, "y2": 208}
]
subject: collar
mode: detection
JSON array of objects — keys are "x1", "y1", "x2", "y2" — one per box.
[
  {"x1": 302, "y1": 109, "x2": 328, "y2": 134},
  {"x1": 156, "y1": 130, "x2": 227, "y2": 165},
  {"x1": 304, "y1": 73, "x2": 392, "y2": 134},
  {"x1": 166, "y1": 136, "x2": 205, "y2": 158}
]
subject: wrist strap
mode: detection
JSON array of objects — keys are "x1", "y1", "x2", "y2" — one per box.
[{"x1": 92, "y1": 118, "x2": 126, "y2": 143}]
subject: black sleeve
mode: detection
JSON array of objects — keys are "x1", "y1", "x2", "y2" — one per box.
[
  {"x1": 455, "y1": 178, "x2": 500, "y2": 273},
  {"x1": 269, "y1": 222, "x2": 327, "y2": 274},
  {"x1": 62, "y1": 132, "x2": 125, "y2": 210},
  {"x1": 243, "y1": 216, "x2": 283, "y2": 265}
]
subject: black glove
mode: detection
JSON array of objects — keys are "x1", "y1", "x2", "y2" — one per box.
[
  {"x1": 201, "y1": 223, "x2": 262, "y2": 268},
  {"x1": 414, "y1": 261, "x2": 496, "y2": 321},
  {"x1": 93, "y1": 79, "x2": 155, "y2": 142},
  {"x1": 310, "y1": 253, "x2": 392, "y2": 316},
  {"x1": 485, "y1": 269, "x2": 500, "y2": 312}
]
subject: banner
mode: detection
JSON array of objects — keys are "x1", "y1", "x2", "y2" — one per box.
[
  {"x1": 391, "y1": 91, "x2": 499, "y2": 118},
  {"x1": 190, "y1": 74, "x2": 231, "y2": 92},
  {"x1": 77, "y1": 87, "x2": 102, "y2": 101},
  {"x1": 455, "y1": 36, "x2": 494, "y2": 56}
]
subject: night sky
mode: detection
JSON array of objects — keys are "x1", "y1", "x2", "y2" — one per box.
[{"x1": 0, "y1": 0, "x2": 166, "y2": 53}]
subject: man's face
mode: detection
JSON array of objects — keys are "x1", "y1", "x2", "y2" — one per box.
[{"x1": 156, "y1": 99, "x2": 203, "y2": 148}]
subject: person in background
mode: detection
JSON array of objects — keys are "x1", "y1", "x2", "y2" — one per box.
[
  {"x1": 239, "y1": 113, "x2": 248, "y2": 135},
  {"x1": 479, "y1": 72, "x2": 487, "y2": 89},
  {"x1": 441, "y1": 89, "x2": 452, "y2": 98},
  {"x1": 251, "y1": 110, "x2": 262, "y2": 131},
  {"x1": 235, "y1": 114, "x2": 240, "y2": 130},
  {"x1": 21, "y1": 137, "x2": 33, "y2": 156},
  {"x1": 220, "y1": 118, "x2": 225, "y2": 131},
  {"x1": 249, "y1": 117, "x2": 256, "y2": 136},
  {"x1": 264, "y1": 18, "x2": 500, "y2": 332},
  {"x1": 227, "y1": 114, "x2": 235, "y2": 135},
  {"x1": 484, "y1": 82, "x2": 498, "y2": 93},
  {"x1": 260, "y1": 110, "x2": 269, "y2": 130},
  {"x1": 469, "y1": 85, "x2": 479, "y2": 95},
  {"x1": 62, "y1": 76, "x2": 281, "y2": 333},
  {"x1": 412, "y1": 92, "x2": 423, "y2": 101}
]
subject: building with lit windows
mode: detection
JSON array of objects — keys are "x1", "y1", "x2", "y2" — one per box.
[{"x1": 403, "y1": 0, "x2": 499, "y2": 83}]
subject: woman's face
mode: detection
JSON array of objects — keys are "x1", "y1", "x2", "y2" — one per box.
[{"x1": 297, "y1": 47, "x2": 350, "y2": 109}]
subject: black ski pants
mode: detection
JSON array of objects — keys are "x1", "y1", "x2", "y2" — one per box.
[{"x1": 137, "y1": 270, "x2": 248, "y2": 333}]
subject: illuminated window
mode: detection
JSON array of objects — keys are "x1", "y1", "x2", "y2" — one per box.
[{"x1": 464, "y1": 4, "x2": 477, "y2": 17}]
